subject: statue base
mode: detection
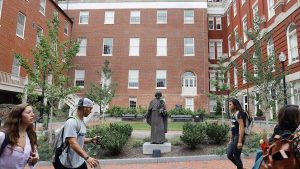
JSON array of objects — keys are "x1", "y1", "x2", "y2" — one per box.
[{"x1": 143, "y1": 142, "x2": 171, "y2": 155}]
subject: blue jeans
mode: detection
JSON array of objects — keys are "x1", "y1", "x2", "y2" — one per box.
[
  {"x1": 252, "y1": 150, "x2": 263, "y2": 169},
  {"x1": 227, "y1": 135, "x2": 244, "y2": 169}
]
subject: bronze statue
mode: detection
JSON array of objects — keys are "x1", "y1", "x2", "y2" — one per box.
[{"x1": 145, "y1": 91, "x2": 168, "y2": 144}]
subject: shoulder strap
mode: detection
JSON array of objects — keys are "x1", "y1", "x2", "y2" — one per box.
[
  {"x1": 67, "y1": 116, "x2": 81, "y2": 135},
  {"x1": 0, "y1": 133, "x2": 9, "y2": 156}
]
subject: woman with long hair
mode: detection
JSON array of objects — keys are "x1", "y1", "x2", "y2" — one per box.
[
  {"x1": 227, "y1": 98, "x2": 246, "y2": 169},
  {"x1": 0, "y1": 103, "x2": 39, "y2": 169}
]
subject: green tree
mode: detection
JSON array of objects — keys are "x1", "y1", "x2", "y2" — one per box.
[
  {"x1": 16, "y1": 12, "x2": 80, "y2": 131},
  {"x1": 87, "y1": 60, "x2": 117, "y2": 121}
]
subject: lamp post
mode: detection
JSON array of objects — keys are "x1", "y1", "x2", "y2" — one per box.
[{"x1": 279, "y1": 52, "x2": 287, "y2": 105}]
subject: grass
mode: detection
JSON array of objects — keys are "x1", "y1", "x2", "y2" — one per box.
[{"x1": 113, "y1": 121, "x2": 185, "y2": 131}]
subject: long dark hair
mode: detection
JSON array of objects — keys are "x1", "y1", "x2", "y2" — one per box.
[
  {"x1": 277, "y1": 105, "x2": 300, "y2": 132},
  {"x1": 229, "y1": 98, "x2": 244, "y2": 113},
  {"x1": 1, "y1": 104, "x2": 37, "y2": 150}
]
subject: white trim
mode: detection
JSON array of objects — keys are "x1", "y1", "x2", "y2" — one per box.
[
  {"x1": 0, "y1": 0, "x2": 3, "y2": 20},
  {"x1": 58, "y1": 2, "x2": 207, "y2": 10},
  {"x1": 16, "y1": 12, "x2": 26, "y2": 39},
  {"x1": 39, "y1": 0, "x2": 46, "y2": 16}
]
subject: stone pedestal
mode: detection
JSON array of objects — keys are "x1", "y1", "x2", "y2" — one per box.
[{"x1": 143, "y1": 142, "x2": 171, "y2": 155}]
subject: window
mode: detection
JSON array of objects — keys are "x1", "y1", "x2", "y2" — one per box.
[
  {"x1": 128, "y1": 70, "x2": 139, "y2": 88},
  {"x1": 79, "y1": 11, "x2": 89, "y2": 24},
  {"x1": 39, "y1": 0, "x2": 46, "y2": 15},
  {"x1": 0, "y1": 0, "x2": 3, "y2": 20},
  {"x1": 16, "y1": 12, "x2": 26, "y2": 38},
  {"x1": 234, "y1": 27, "x2": 239, "y2": 50},
  {"x1": 242, "y1": 60, "x2": 247, "y2": 84},
  {"x1": 209, "y1": 41, "x2": 215, "y2": 59},
  {"x1": 242, "y1": 16, "x2": 248, "y2": 42},
  {"x1": 210, "y1": 71, "x2": 216, "y2": 91},
  {"x1": 36, "y1": 26, "x2": 43, "y2": 46},
  {"x1": 185, "y1": 98, "x2": 194, "y2": 111},
  {"x1": 241, "y1": 0, "x2": 246, "y2": 5},
  {"x1": 216, "y1": 17, "x2": 222, "y2": 30},
  {"x1": 184, "y1": 38, "x2": 194, "y2": 56},
  {"x1": 129, "y1": 38, "x2": 140, "y2": 56},
  {"x1": 287, "y1": 23, "x2": 299, "y2": 64},
  {"x1": 103, "y1": 38, "x2": 113, "y2": 56},
  {"x1": 267, "y1": 38, "x2": 275, "y2": 72},
  {"x1": 64, "y1": 21, "x2": 69, "y2": 35},
  {"x1": 216, "y1": 41, "x2": 222, "y2": 58},
  {"x1": 233, "y1": 0, "x2": 237, "y2": 17},
  {"x1": 243, "y1": 95, "x2": 248, "y2": 112},
  {"x1": 184, "y1": 10, "x2": 194, "y2": 24},
  {"x1": 228, "y1": 35, "x2": 231, "y2": 56},
  {"x1": 157, "y1": 38, "x2": 167, "y2": 56},
  {"x1": 77, "y1": 38, "x2": 87, "y2": 56},
  {"x1": 11, "y1": 56, "x2": 20, "y2": 78},
  {"x1": 182, "y1": 72, "x2": 196, "y2": 87},
  {"x1": 208, "y1": 17, "x2": 214, "y2": 30},
  {"x1": 75, "y1": 70, "x2": 85, "y2": 88},
  {"x1": 227, "y1": 71, "x2": 230, "y2": 89},
  {"x1": 267, "y1": 0, "x2": 275, "y2": 19},
  {"x1": 234, "y1": 66, "x2": 238, "y2": 87},
  {"x1": 157, "y1": 10, "x2": 167, "y2": 24},
  {"x1": 227, "y1": 11, "x2": 230, "y2": 26},
  {"x1": 210, "y1": 99, "x2": 217, "y2": 112},
  {"x1": 156, "y1": 70, "x2": 167, "y2": 88},
  {"x1": 104, "y1": 11, "x2": 114, "y2": 24},
  {"x1": 129, "y1": 97, "x2": 137, "y2": 108},
  {"x1": 130, "y1": 11, "x2": 140, "y2": 24}
]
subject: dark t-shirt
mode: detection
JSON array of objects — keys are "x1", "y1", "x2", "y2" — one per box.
[{"x1": 231, "y1": 111, "x2": 243, "y2": 136}]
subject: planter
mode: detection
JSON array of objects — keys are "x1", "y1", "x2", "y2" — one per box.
[
  {"x1": 121, "y1": 114, "x2": 144, "y2": 121},
  {"x1": 170, "y1": 115, "x2": 193, "y2": 122},
  {"x1": 254, "y1": 116, "x2": 266, "y2": 121}
]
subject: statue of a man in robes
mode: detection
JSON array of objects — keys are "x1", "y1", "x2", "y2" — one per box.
[{"x1": 145, "y1": 91, "x2": 168, "y2": 144}]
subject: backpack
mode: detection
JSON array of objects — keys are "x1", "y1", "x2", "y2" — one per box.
[
  {"x1": 259, "y1": 133, "x2": 300, "y2": 169},
  {"x1": 243, "y1": 112, "x2": 253, "y2": 135},
  {"x1": 0, "y1": 132, "x2": 9, "y2": 156},
  {"x1": 52, "y1": 116, "x2": 81, "y2": 163}
]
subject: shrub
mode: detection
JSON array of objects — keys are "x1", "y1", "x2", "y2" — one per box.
[
  {"x1": 136, "y1": 106, "x2": 147, "y2": 115},
  {"x1": 124, "y1": 107, "x2": 138, "y2": 115},
  {"x1": 131, "y1": 140, "x2": 143, "y2": 148},
  {"x1": 168, "y1": 108, "x2": 194, "y2": 116},
  {"x1": 106, "y1": 106, "x2": 124, "y2": 117},
  {"x1": 37, "y1": 133, "x2": 52, "y2": 161},
  {"x1": 256, "y1": 109, "x2": 263, "y2": 117},
  {"x1": 109, "y1": 123, "x2": 133, "y2": 137},
  {"x1": 180, "y1": 122, "x2": 206, "y2": 149},
  {"x1": 205, "y1": 122, "x2": 230, "y2": 144}
]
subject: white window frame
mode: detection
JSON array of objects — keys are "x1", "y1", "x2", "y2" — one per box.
[
  {"x1": 242, "y1": 15, "x2": 248, "y2": 43},
  {"x1": 129, "y1": 97, "x2": 137, "y2": 108},
  {"x1": 129, "y1": 38, "x2": 140, "y2": 56},
  {"x1": 77, "y1": 38, "x2": 87, "y2": 56},
  {"x1": 234, "y1": 66, "x2": 238, "y2": 87},
  {"x1": 11, "y1": 55, "x2": 20, "y2": 78},
  {"x1": 64, "y1": 20, "x2": 69, "y2": 36},
  {"x1": 185, "y1": 98, "x2": 194, "y2": 111},
  {"x1": 209, "y1": 41, "x2": 215, "y2": 60},
  {"x1": 210, "y1": 71, "x2": 216, "y2": 91},
  {"x1": 233, "y1": 0, "x2": 237, "y2": 17},
  {"x1": 0, "y1": 0, "x2": 3, "y2": 20},
  {"x1": 227, "y1": 10, "x2": 230, "y2": 26},
  {"x1": 208, "y1": 17, "x2": 214, "y2": 30},
  {"x1": 234, "y1": 26, "x2": 239, "y2": 50},
  {"x1": 157, "y1": 10, "x2": 167, "y2": 24},
  {"x1": 216, "y1": 16, "x2": 222, "y2": 30},
  {"x1": 104, "y1": 11, "x2": 115, "y2": 24},
  {"x1": 184, "y1": 38, "x2": 195, "y2": 56},
  {"x1": 182, "y1": 72, "x2": 196, "y2": 87},
  {"x1": 128, "y1": 70, "x2": 139, "y2": 89},
  {"x1": 216, "y1": 41, "x2": 222, "y2": 58},
  {"x1": 39, "y1": 0, "x2": 46, "y2": 16},
  {"x1": 102, "y1": 38, "x2": 113, "y2": 56},
  {"x1": 130, "y1": 10, "x2": 140, "y2": 24},
  {"x1": 227, "y1": 71, "x2": 230, "y2": 89},
  {"x1": 228, "y1": 35, "x2": 231, "y2": 56},
  {"x1": 74, "y1": 70, "x2": 85, "y2": 88},
  {"x1": 16, "y1": 12, "x2": 26, "y2": 39},
  {"x1": 242, "y1": 59, "x2": 247, "y2": 84},
  {"x1": 157, "y1": 38, "x2": 167, "y2": 56},
  {"x1": 243, "y1": 94, "x2": 248, "y2": 112},
  {"x1": 267, "y1": 38, "x2": 275, "y2": 72},
  {"x1": 241, "y1": 0, "x2": 246, "y2": 5},
  {"x1": 184, "y1": 10, "x2": 194, "y2": 24},
  {"x1": 156, "y1": 70, "x2": 167, "y2": 89},
  {"x1": 287, "y1": 24, "x2": 299, "y2": 65},
  {"x1": 79, "y1": 11, "x2": 89, "y2": 24},
  {"x1": 267, "y1": 0, "x2": 275, "y2": 20}
]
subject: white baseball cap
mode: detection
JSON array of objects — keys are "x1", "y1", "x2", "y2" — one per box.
[{"x1": 78, "y1": 98, "x2": 93, "y2": 108}]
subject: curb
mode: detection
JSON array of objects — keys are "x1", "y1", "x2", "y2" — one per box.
[{"x1": 37, "y1": 153, "x2": 256, "y2": 166}]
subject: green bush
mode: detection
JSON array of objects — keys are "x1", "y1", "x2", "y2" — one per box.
[
  {"x1": 168, "y1": 108, "x2": 194, "y2": 116},
  {"x1": 136, "y1": 106, "x2": 147, "y2": 115},
  {"x1": 101, "y1": 129, "x2": 128, "y2": 155},
  {"x1": 205, "y1": 122, "x2": 229, "y2": 144},
  {"x1": 106, "y1": 106, "x2": 124, "y2": 117},
  {"x1": 37, "y1": 133, "x2": 52, "y2": 161},
  {"x1": 180, "y1": 122, "x2": 206, "y2": 149},
  {"x1": 109, "y1": 123, "x2": 133, "y2": 137},
  {"x1": 256, "y1": 109, "x2": 263, "y2": 117}
]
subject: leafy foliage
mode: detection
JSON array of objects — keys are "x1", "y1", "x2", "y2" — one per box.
[
  {"x1": 205, "y1": 122, "x2": 230, "y2": 144},
  {"x1": 180, "y1": 122, "x2": 206, "y2": 149}
]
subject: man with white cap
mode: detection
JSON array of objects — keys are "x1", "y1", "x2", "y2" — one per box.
[{"x1": 56, "y1": 98, "x2": 100, "y2": 169}]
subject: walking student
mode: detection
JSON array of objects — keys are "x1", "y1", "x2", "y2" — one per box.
[
  {"x1": 227, "y1": 98, "x2": 246, "y2": 169},
  {"x1": 0, "y1": 103, "x2": 39, "y2": 169},
  {"x1": 53, "y1": 98, "x2": 100, "y2": 169}
]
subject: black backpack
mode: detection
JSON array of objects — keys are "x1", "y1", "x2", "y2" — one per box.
[{"x1": 0, "y1": 132, "x2": 9, "y2": 156}]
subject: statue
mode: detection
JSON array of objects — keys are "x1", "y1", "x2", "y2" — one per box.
[{"x1": 145, "y1": 91, "x2": 168, "y2": 144}]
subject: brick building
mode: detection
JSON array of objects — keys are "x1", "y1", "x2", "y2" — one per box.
[{"x1": 0, "y1": 0, "x2": 72, "y2": 103}]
